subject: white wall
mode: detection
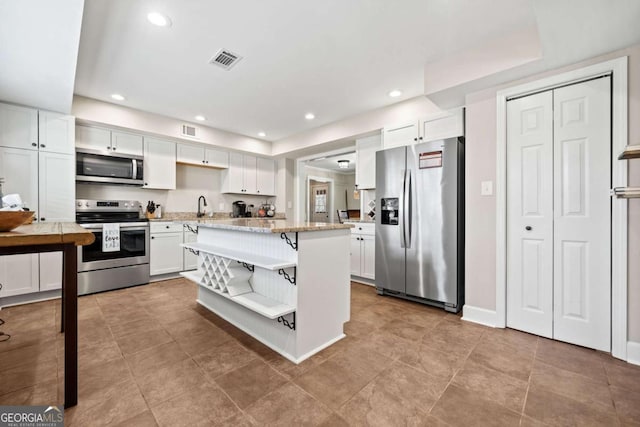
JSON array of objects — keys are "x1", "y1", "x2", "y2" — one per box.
[
  {"x1": 76, "y1": 164, "x2": 274, "y2": 215},
  {"x1": 72, "y1": 96, "x2": 271, "y2": 156},
  {"x1": 272, "y1": 96, "x2": 442, "y2": 156},
  {"x1": 464, "y1": 44, "x2": 640, "y2": 342}
]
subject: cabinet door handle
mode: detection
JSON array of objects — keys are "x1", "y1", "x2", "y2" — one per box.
[
  {"x1": 107, "y1": 146, "x2": 111, "y2": 150},
  {"x1": 166, "y1": 225, "x2": 170, "y2": 229},
  {"x1": 112, "y1": 146, "x2": 116, "y2": 151},
  {"x1": 525, "y1": 226, "x2": 532, "y2": 231},
  {"x1": 206, "y1": 160, "x2": 209, "y2": 164},
  {"x1": 418, "y1": 136, "x2": 423, "y2": 140},
  {"x1": 40, "y1": 217, "x2": 45, "y2": 221},
  {"x1": 202, "y1": 160, "x2": 205, "y2": 164},
  {"x1": 40, "y1": 144, "x2": 45, "y2": 148},
  {"x1": 413, "y1": 137, "x2": 417, "y2": 142},
  {"x1": 151, "y1": 236, "x2": 155, "y2": 239},
  {"x1": 31, "y1": 142, "x2": 37, "y2": 147},
  {"x1": 144, "y1": 182, "x2": 148, "y2": 186}
]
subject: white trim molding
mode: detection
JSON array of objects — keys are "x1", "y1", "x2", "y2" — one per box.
[
  {"x1": 462, "y1": 305, "x2": 498, "y2": 328},
  {"x1": 495, "y1": 56, "x2": 628, "y2": 360},
  {"x1": 627, "y1": 342, "x2": 640, "y2": 366}
]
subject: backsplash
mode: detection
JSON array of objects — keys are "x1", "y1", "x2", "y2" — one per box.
[{"x1": 76, "y1": 164, "x2": 276, "y2": 214}]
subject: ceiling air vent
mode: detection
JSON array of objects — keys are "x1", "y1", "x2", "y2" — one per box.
[
  {"x1": 209, "y1": 49, "x2": 243, "y2": 70},
  {"x1": 181, "y1": 124, "x2": 198, "y2": 138}
]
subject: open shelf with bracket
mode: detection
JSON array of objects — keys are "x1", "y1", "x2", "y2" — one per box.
[
  {"x1": 181, "y1": 242, "x2": 296, "y2": 270},
  {"x1": 613, "y1": 145, "x2": 640, "y2": 198}
]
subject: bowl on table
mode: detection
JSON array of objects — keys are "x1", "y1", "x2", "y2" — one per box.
[{"x1": 0, "y1": 211, "x2": 35, "y2": 232}]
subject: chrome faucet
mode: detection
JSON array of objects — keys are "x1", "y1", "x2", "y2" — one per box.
[{"x1": 197, "y1": 195, "x2": 208, "y2": 218}]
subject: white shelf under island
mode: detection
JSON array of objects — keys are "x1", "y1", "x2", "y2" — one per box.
[{"x1": 180, "y1": 219, "x2": 353, "y2": 364}]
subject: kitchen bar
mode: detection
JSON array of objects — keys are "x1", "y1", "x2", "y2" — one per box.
[{"x1": 179, "y1": 219, "x2": 352, "y2": 363}]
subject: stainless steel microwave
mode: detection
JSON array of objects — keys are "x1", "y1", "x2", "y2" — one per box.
[{"x1": 76, "y1": 148, "x2": 144, "y2": 186}]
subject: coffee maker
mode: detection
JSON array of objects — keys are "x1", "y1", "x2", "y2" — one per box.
[{"x1": 232, "y1": 201, "x2": 246, "y2": 218}]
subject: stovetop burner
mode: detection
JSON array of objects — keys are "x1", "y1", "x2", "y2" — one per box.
[{"x1": 75, "y1": 199, "x2": 147, "y2": 224}]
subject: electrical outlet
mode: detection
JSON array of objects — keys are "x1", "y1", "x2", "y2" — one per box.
[{"x1": 481, "y1": 181, "x2": 493, "y2": 196}]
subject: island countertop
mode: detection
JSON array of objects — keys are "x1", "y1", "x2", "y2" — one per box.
[{"x1": 182, "y1": 218, "x2": 353, "y2": 233}]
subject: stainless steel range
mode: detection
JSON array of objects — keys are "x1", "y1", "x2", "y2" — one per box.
[{"x1": 76, "y1": 199, "x2": 150, "y2": 295}]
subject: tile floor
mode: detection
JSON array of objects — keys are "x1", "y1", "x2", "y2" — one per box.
[{"x1": 0, "y1": 279, "x2": 639, "y2": 426}]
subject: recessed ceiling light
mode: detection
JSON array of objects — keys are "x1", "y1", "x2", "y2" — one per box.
[
  {"x1": 194, "y1": 115, "x2": 206, "y2": 121},
  {"x1": 147, "y1": 12, "x2": 171, "y2": 27},
  {"x1": 388, "y1": 89, "x2": 402, "y2": 98},
  {"x1": 258, "y1": 132, "x2": 266, "y2": 137},
  {"x1": 111, "y1": 94, "x2": 125, "y2": 101},
  {"x1": 305, "y1": 113, "x2": 315, "y2": 120}
]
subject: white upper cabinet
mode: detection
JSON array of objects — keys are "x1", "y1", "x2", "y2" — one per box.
[
  {"x1": 38, "y1": 112, "x2": 75, "y2": 154},
  {"x1": 76, "y1": 125, "x2": 143, "y2": 156},
  {"x1": 0, "y1": 103, "x2": 38, "y2": 150},
  {"x1": 382, "y1": 120, "x2": 419, "y2": 150},
  {"x1": 256, "y1": 157, "x2": 275, "y2": 196},
  {"x1": 243, "y1": 155, "x2": 257, "y2": 194},
  {"x1": 76, "y1": 125, "x2": 111, "y2": 152},
  {"x1": 382, "y1": 108, "x2": 464, "y2": 149},
  {"x1": 355, "y1": 134, "x2": 382, "y2": 189},
  {"x1": 111, "y1": 131, "x2": 143, "y2": 156},
  {"x1": 205, "y1": 148, "x2": 229, "y2": 168},
  {"x1": 420, "y1": 109, "x2": 464, "y2": 142},
  {"x1": 223, "y1": 152, "x2": 245, "y2": 193},
  {"x1": 38, "y1": 151, "x2": 75, "y2": 222},
  {"x1": 144, "y1": 137, "x2": 176, "y2": 190},
  {"x1": 176, "y1": 143, "x2": 229, "y2": 168},
  {"x1": 176, "y1": 143, "x2": 204, "y2": 165},
  {"x1": 222, "y1": 153, "x2": 275, "y2": 196}
]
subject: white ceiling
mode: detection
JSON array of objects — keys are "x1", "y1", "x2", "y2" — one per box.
[
  {"x1": 0, "y1": 0, "x2": 84, "y2": 113},
  {"x1": 74, "y1": 0, "x2": 537, "y2": 141},
  {"x1": 3, "y1": 1, "x2": 638, "y2": 142},
  {"x1": 307, "y1": 152, "x2": 356, "y2": 173}
]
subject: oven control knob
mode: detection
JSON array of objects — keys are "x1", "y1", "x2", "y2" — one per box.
[
  {"x1": 77, "y1": 201, "x2": 82, "y2": 207},
  {"x1": 124, "y1": 203, "x2": 129, "y2": 207},
  {"x1": 85, "y1": 202, "x2": 90, "y2": 207}
]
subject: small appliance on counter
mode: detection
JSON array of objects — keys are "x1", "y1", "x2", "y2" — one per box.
[
  {"x1": 257, "y1": 203, "x2": 276, "y2": 218},
  {"x1": 232, "y1": 201, "x2": 246, "y2": 218}
]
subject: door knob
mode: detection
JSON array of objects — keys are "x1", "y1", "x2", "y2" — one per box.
[{"x1": 525, "y1": 226, "x2": 532, "y2": 231}]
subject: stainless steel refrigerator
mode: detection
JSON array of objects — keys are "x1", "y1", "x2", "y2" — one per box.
[{"x1": 375, "y1": 137, "x2": 464, "y2": 312}]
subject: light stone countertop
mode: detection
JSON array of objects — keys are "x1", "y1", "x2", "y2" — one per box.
[{"x1": 184, "y1": 218, "x2": 353, "y2": 233}]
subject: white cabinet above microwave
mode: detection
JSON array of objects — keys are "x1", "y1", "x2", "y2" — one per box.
[{"x1": 76, "y1": 125, "x2": 143, "y2": 157}]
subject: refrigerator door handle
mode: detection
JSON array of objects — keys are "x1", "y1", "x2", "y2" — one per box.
[
  {"x1": 400, "y1": 169, "x2": 407, "y2": 248},
  {"x1": 404, "y1": 169, "x2": 412, "y2": 248}
]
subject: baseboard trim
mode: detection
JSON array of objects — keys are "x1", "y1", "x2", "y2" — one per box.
[
  {"x1": 627, "y1": 341, "x2": 640, "y2": 366},
  {"x1": 462, "y1": 305, "x2": 498, "y2": 328}
]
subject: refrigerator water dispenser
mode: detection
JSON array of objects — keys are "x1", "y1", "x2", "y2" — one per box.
[{"x1": 380, "y1": 198, "x2": 399, "y2": 225}]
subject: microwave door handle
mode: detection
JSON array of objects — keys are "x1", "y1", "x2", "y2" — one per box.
[{"x1": 131, "y1": 159, "x2": 137, "y2": 179}]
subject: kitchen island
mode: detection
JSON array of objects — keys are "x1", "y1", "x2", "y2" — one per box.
[{"x1": 180, "y1": 219, "x2": 352, "y2": 363}]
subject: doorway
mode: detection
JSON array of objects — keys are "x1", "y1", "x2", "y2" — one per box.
[
  {"x1": 309, "y1": 179, "x2": 330, "y2": 222},
  {"x1": 506, "y1": 76, "x2": 611, "y2": 351}
]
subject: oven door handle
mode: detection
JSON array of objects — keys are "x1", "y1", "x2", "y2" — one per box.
[{"x1": 80, "y1": 222, "x2": 150, "y2": 230}]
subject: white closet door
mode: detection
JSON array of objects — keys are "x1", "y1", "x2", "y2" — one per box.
[
  {"x1": 552, "y1": 77, "x2": 611, "y2": 351},
  {"x1": 506, "y1": 91, "x2": 554, "y2": 338}
]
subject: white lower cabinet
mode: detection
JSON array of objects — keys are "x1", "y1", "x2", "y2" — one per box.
[
  {"x1": 150, "y1": 223, "x2": 184, "y2": 276},
  {"x1": 0, "y1": 254, "x2": 39, "y2": 297},
  {"x1": 39, "y1": 252, "x2": 63, "y2": 291},
  {"x1": 347, "y1": 222, "x2": 375, "y2": 280}
]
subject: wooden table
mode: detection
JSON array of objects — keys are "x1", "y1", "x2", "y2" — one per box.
[{"x1": 0, "y1": 223, "x2": 94, "y2": 408}]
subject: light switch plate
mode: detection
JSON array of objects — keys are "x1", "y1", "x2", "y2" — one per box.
[{"x1": 481, "y1": 181, "x2": 493, "y2": 196}]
